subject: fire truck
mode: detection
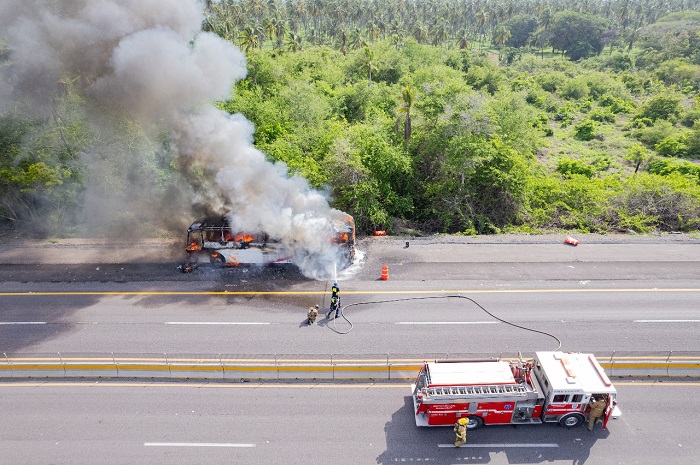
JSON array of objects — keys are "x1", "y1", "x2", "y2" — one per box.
[
  {"x1": 411, "y1": 351, "x2": 621, "y2": 430},
  {"x1": 184, "y1": 215, "x2": 356, "y2": 268}
]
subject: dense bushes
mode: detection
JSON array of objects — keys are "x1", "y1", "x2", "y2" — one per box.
[{"x1": 3, "y1": 19, "x2": 700, "y2": 236}]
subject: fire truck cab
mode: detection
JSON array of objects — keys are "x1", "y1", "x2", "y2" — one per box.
[{"x1": 411, "y1": 351, "x2": 621, "y2": 430}]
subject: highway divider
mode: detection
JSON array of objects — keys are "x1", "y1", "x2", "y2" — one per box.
[{"x1": 1, "y1": 353, "x2": 699, "y2": 380}]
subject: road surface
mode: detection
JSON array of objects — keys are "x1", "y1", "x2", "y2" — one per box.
[{"x1": 1, "y1": 380, "x2": 698, "y2": 465}]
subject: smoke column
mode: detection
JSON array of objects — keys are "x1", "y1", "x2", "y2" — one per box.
[{"x1": 0, "y1": 0, "x2": 349, "y2": 278}]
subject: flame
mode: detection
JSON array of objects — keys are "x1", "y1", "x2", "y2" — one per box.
[
  {"x1": 186, "y1": 240, "x2": 201, "y2": 251},
  {"x1": 225, "y1": 257, "x2": 239, "y2": 267},
  {"x1": 331, "y1": 232, "x2": 349, "y2": 243},
  {"x1": 234, "y1": 234, "x2": 254, "y2": 243}
]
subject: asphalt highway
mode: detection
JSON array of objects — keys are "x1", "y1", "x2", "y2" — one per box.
[
  {"x1": 1, "y1": 234, "x2": 699, "y2": 464},
  {"x1": 1, "y1": 235, "x2": 699, "y2": 355},
  {"x1": 1, "y1": 380, "x2": 699, "y2": 465},
  {"x1": 0, "y1": 288, "x2": 699, "y2": 355}
]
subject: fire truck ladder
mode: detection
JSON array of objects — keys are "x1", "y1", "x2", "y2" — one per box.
[{"x1": 425, "y1": 383, "x2": 528, "y2": 398}]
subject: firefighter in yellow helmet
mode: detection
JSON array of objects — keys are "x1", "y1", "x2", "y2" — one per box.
[{"x1": 453, "y1": 417, "x2": 468, "y2": 447}]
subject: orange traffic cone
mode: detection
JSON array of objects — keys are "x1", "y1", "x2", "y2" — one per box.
[
  {"x1": 564, "y1": 236, "x2": 579, "y2": 246},
  {"x1": 380, "y1": 265, "x2": 389, "y2": 280}
]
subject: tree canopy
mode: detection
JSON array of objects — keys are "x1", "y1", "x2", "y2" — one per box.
[{"x1": 2, "y1": 1, "x2": 700, "y2": 237}]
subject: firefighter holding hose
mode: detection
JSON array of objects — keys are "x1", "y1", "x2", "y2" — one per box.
[
  {"x1": 307, "y1": 305, "x2": 319, "y2": 325},
  {"x1": 326, "y1": 282, "x2": 340, "y2": 319}
]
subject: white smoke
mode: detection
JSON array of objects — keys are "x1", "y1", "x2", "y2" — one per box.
[{"x1": 0, "y1": 0, "x2": 350, "y2": 278}]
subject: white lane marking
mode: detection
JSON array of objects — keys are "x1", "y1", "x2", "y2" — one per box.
[
  {"x1": 395, "y1": 321, "x2": 498, "y2": 325},
  {"x1": 144, "y1": 442, "x2": 255, "y2": 447},
  {"x1": 0, "y1": 322, "x2": 46, "y2": 325},
  {"x1": 439, "y1": 443, "x2": 559, "y2": 448},
  {"x1": 633, "y1": 320, "x2": 700, "y2": 323},
  {"x1": 164, "y1": 322, "x2": 270, "y2": 325}
]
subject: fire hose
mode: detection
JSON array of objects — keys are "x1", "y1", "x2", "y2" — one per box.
[{"x1": 325, "y1": 293, "x2": 562, "y2": 351}]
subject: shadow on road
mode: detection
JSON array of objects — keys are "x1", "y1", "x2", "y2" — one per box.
[
  {"x1": 0, "y1": 263, "x2": 323, "y2": 352},
  {"x1": 0, "y1": 295, "x2": 100, "y2": 352},
  {"x1": 376, "y1": 396, "x2": 606, "y2": 464}
]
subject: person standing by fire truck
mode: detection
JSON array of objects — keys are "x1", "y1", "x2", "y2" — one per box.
[
  {"x1": 588, "y1": 396, "x2": 607, "y2": 431},
  {"x1": 453, "y1": 418, "x2": 468, "y2": 447}
]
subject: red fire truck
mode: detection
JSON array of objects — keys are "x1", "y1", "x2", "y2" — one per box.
[{"x1": 411, "y1": 351, "x2": 621, "y2": 430}]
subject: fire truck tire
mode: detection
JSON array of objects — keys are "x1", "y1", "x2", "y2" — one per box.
[
  {"x1": 558, "y1": 413, "x2": 585, "y2": 428},
  {"x1": 466, "y1": 416, "x2": 484, "y2": 430}
]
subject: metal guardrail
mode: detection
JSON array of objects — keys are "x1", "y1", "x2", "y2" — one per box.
[{"x1": 1, "y1": 352, "x2": 699, "y2": 380}]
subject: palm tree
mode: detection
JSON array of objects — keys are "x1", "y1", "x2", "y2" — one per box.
[
  {"x1": 397, "y1": 86, "x2": 415, "y2": 149},
  {"x1": 476, "y1": 10, "x2": 489, "y2": 49},
  {"x1": 539, "y1": 8, "x2": 553, "y2": 32},
  {"x1": 271, "y1": 17, "x2": 288, "y2": 49},
  {"x1": 538, "y1": 8, "x2": 553, "y2": 58},
  {"x1": 310, "y1": 0, "x2": 324, "y2": 37},
  {"x1": 339, "y1": 28, "x2": 348, "y2": 55},
  {"x1": 239, "y1": 26, "x2": 260, "y2": 52},
  {"x1": 391, "y1": 33, "x2": 404, "y2": 50},
  {"x1": 455, "y1": 29, "x2": 472, "y2": 50},
  {"x1": 252, "y1": 22, "x2": 266, "y2": 49},
  {"x1": 286, "y1": 32, "x2": 303, "y2": 52},
  {"x1": 431, "y1": 20, "x2": 449, "y2": 48},
  {"x1": 368, "y1": 22, "x2": 381, "y2": 41},
  {"x1": 493, "y1": 25, "x2": 511, "y2": 59},
  {"x1": 616, "y1": 0, "x2": 632, "y2": 32},
  {"x1": 289, "y1": 0, "x2": 309, "y2": 31},
  {"x1": 263, "y1": 17, "x2": 276, "y2": 45},
  {"x1": 348, "y1": 27, "x2": 367, "y2": 50},
  {"x1": 411, "y1": 22, "x2": 429, "y2": 44},
  {"x1": 246, "y1": 0, "x2": 265, "y2": 21},
  {"x1": 360, "y1": 46, "x2": 378, "y2": 83}
]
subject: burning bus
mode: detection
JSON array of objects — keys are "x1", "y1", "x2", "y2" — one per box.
[{"x1": 183, "y1": 214, "x2": 356, "y2": 269}]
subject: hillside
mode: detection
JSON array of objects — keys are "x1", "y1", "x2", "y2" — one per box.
[{"x1": 1, "y1": 2, "x2": 700, "y2": 239}]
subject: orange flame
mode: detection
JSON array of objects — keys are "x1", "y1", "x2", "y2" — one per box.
[
  {"x1": 186, "y1": 240, "x2": 201, "y2": 252},
  {"x1": 234, "y1": 234, "x2": 254, "y2": 243}
]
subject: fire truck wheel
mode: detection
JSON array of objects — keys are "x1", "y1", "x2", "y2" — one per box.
[
  {"x1": 466, "y1": 416, "x2": 484, "y2": 430},
  {"x1": 558, "y1": 413, "x2": 585, "y2": 428}
]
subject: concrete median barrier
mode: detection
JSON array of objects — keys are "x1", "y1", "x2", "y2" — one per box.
[
  {"x1": 606, "y1": 358, "x2": 700, "y2": 378},
  {"x1": 1, "y1": 354, "x2": 698, "y2": 380}
]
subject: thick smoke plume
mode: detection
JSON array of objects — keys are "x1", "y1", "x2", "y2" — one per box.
[{"x1": 0, "y1": 0, "x2": 350, "y2": 278}]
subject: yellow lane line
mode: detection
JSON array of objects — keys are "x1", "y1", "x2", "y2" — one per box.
[
  {"x1": 1, "y1": 381, "x2": 700, "y2": 388},
  {"x1": 1, "y1": 358, "x2": 415, "y2": 363},
  {"x1": 4, "y1": 357, "x2": 700, "y2": 363},
  {"x1": 1, "y1": 288, "x2": 700, "y2": 296},
  {"x1": 2, "y1": 364, "x2": 698, "y2": 372},
  {"x1": 0, "y1": 365, "x2": 415, "y2": 372}
]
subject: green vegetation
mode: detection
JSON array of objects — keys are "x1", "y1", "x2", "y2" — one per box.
[{"x1": 2, "y1": 1, "x2": 700, "y2": 236}]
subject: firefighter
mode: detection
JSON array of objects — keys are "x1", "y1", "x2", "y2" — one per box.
[
  {"x1": 453, "y1": 417, "x2": 468, "y2": 447},
  {"x1": 587, "y1": 395, "x2": 607, "y2": 431},
  {"x1": 326, "y1": 296, "x2": 340, "y2": 318},
  {"x1": 307, "y1": 305, "x2": 319, "y2": 325},
  {"x1": 326, "y1": 282, "x2": 340, "y2": 319}
]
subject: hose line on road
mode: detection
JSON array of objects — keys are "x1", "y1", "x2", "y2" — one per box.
[{"x1": 327, "y1": 294, "x2": 562, "y2": 351}]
